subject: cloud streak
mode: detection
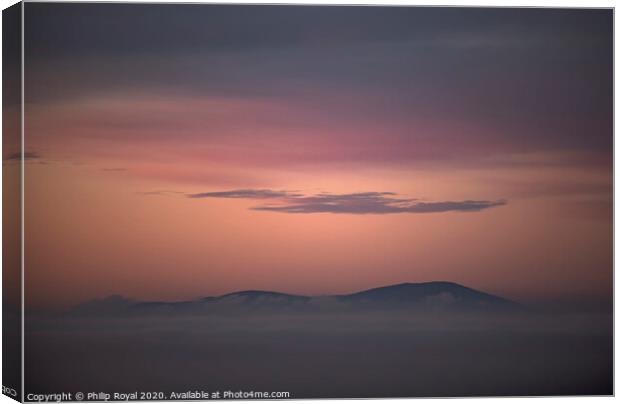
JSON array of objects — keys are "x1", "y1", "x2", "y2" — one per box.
[
  {"x1": 101, "y1": 167, "x2": 127, "y2": 172},
  {"x1": 4, "y1": 151, "x2": 41, "y2": 161},
  {"x1": 188, "y1": 189, "x2": 302, "y2": 199},
  {"x1": 139, "y1": 190, "x2": 185, "y2": 197},
  {"x1": 188, "y1": 189, "x2": 506, "y2": 215}
]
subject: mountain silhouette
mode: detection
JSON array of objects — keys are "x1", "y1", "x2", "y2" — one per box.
[
  {"x1": 69, "y1": 281, "x2": 522, "y2": 316},
  {"x1": 338, "y1": 281, "x2": 516, "y2": 309}
]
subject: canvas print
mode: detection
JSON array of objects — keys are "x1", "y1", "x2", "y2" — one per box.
[{"x1": 2, "y1": 2, "x2": 613, "y2": 401}]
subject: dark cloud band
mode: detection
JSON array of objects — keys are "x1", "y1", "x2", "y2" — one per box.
[
  {"x1": 189, "y1": 189, "x2": 506, "y2": 215},
  {"x1": 189, "y1": 189, "x2": 302, "y2": 199},
  {"x1": 4, "y1": 151, "x2": 41, "y2": 161}
]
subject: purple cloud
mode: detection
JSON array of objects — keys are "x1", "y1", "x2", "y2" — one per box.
[
  {"x1": 3, "y1": 151, "x2": 41, "y2": 161},
  {"x1": 189, "y1": 189, "x2": 506, "y2": 215},
  {"x1": 188, "y1": 189, "x2": 302, "y2": 199}
]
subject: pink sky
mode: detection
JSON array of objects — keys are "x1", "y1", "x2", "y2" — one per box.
[{"x1": 21, "y1": 92, "x2": 612, "y2": 309}]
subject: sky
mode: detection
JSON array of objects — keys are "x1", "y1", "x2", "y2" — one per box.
[{"x1": 17, "y1": 4, "x2": 612, "y2": 309}]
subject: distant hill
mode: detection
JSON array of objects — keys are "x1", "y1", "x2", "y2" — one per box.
[
  {"x1": 68, "y1": 282, "x2": 522, "y2": 316},
  {"x1": 338, "y1": 281, "x2": 517, "y2": 310}
]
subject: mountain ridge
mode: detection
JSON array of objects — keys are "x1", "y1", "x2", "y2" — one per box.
[{"x1": 70, "y1": 281, "x2": 522, "y2": 316}]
